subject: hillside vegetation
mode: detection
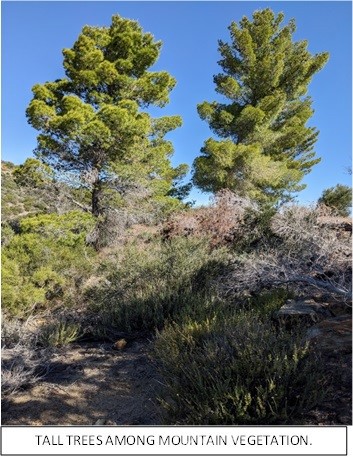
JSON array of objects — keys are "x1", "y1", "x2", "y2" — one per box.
[{"x1": 2, "y1": 160, "x2": 351, "y2": 425}]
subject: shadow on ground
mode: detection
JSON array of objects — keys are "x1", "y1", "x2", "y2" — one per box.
[{"x1": 2, "y1": 340, "x2": 163, "y2": 425}]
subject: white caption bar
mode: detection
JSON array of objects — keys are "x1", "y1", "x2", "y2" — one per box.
[{"x1": 1, "y1": 426, "x2": 347, "y2": 456}]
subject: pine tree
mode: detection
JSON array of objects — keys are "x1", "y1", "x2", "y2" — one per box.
[
  {"x1": 193, "y1": 8, "x2": 329, "y2": 204},
  {"x1": 318, "y1": 184, "x2": 352, "y2": 217},
  {"x1": 26, "y1": 15, "x2": 185, "y2": 217},
  {"x1": 13, "y1": 158, "x2": 54, "y2": 187}
]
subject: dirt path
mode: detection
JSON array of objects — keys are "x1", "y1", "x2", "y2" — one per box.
[{"x1": 2, "y1": 340, "x2": 163, "y2": 425}]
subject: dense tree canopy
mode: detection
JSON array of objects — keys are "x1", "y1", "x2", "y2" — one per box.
[
  {"x1": 26, "y1": 15, "x2": 186, "y2": 217},
  {"x1": 193, "y1": 8, "x2": 329, "y2": 205}
]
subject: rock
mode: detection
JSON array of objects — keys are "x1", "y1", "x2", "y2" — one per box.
[
  {"x1": 113, "y1": 339, "x2": 127, "y2": 350},
  {"x1": 274, "y1": 298, "x2": 333, "y2": 328},
  {"x1": 94, "y1": 418, "x2": 106, "y2": 425},
  {"x1": 311, "y1": 294, "x2": 351, "y2": 316},
  {"x1": 305, "y1": 314, "x2": 352, "y2": 354}
]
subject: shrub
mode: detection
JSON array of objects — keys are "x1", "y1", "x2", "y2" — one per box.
[
  {"x1": 13, "y1": 158, "x2": 54, "y2": 188},
  {"x1": 221, "y1": 204, "x2": 352, "y2": 303},
  {"x1": 2, "y1": 211, "x2": 96, "y2": 316},
  {"x1": 155, "y1": 309, "x2": 328, "y2": 425},
  {"x1": 1, "y1": 315, "x2": 51, "y2": 396},
  {"x1": 163, "y1": 190, "x2": 261, "y2": 248},
  {"x1": 1, "y1": 255, "x2": 46, "y2": 315},
  {"x1": 87, "y1": 236, "x2": 229, "y2": 333},
  {"x1": 1, "y1": 223, "x2": 15, "y2": 246},
  {"x1": 241, "y1": 288, "x2": 294, "y2": 316},
  {"x1": 19, "y1": 211, "x2": 95, "y2": 242},
  {"x1": 38, "y1": 321, "x2": 82, "y2": 347},
  {"x1": 2, "y1": 347, "x2": 49, "y2": 396}
]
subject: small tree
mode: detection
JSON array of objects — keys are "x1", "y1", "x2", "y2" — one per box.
[
  {"x1": 193, "y1": 8, "x2": 329, "y2": 205},
  {"x1": 26, "y1": 15, "x2": 186, "y2": 218},
  {"x1": 13, "y1": 158, "x2": 54, "y2": 187},
  {"x1": 318, "y1": 184, "x2": 352, "y2": 217}
]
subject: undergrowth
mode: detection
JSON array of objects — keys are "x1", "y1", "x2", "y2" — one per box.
[
  {"x1": 2, "y1": 197, "x2": 335, "y2": 425},
  {"x1": 154, "y1": 296, "x2": 328, "y2": 425},
  {"x1": 86, "y1": 236, "x2": 229, "y2": 334}
]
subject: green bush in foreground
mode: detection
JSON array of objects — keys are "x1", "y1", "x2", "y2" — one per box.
[{"x1": 155, "y1": 310, "x2": 327, "y2": 425}]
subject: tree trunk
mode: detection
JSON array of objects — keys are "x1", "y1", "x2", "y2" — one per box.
[
  {"x1": 92, "y1": 179, "x2": 103, "y2": 217},
  {"x1": 88, "y1": 179, "x2": 104, "y2": 251}
]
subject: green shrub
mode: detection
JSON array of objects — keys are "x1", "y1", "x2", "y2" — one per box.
[
  {"x1": 1, "y1": 255, "x2": 46, "y2": 315},
  {"x1": 241, "y1": 288, "x2": 294, "y2": 316},
  {"x1": 155, "y1": 310, "x2": 327, "y2": 425},
  {"x1": 19, "y1": 211, "x2": 95, "y2": 243},
  {"x1": 13, "y1": 158, "x2": 54, "y2": 188},
  {"x1": 2, "y1": 211, "x2": 96, "y2": 316},
  {"x1": 88, "y1": 236, "x2": 229, "y2": 333},
  {"x1": 1, "y1": 223, "x2": 15, "y2": 246},
  {"x1": 38, "y1": 321, "x2": 82, "y2": 347}
]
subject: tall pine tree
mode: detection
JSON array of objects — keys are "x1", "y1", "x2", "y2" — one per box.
[
  {"x1": 26, "y1": 15, "x2": 186, "y2": 217},
  {"x1": 193, "y1": 8, "x2": 329, "y2": 204}
]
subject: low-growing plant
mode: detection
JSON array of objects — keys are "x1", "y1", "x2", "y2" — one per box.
[
  {"x1": 241, "y1": 288, "x2": 294, "y2": 316},
  {"x1": 155, "y1": 310, "x2": 328, "y2": 425},
  {"x1": 1, "y1": 223, "x2": 15, "y2": 246},
  {"x1": 221, "y1": 204, "x2": 352, "y2": 303},
  {"x1": 13, "y1": 158, "x2": 54, "y2": 188},
  {"x1": 2, "y1": 347, "x2": 50, "y2": 396},
  {"x1": 163, "y1": 190, "x2": 261, "y2": 248},
  {"x1": 38, "y1": 321, "x2": 82, "y2": 347}
]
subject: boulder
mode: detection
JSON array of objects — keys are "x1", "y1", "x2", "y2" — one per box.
[{"x1": 274, "y1": 298, "x2": 333, "y2": 328}]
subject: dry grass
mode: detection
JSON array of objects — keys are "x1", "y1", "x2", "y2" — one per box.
[
  {"x1": 2, "y1": 315, "x2": 51, "y2": 396},
  {"x1": 220, "y1": 204, "x2": 352, "y2": 304}
]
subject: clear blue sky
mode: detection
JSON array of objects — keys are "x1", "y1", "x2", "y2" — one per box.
[{"x1": 2, "y1": 1, "x2": 352, "y2": 205}]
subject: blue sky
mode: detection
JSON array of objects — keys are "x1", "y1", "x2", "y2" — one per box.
[{"x1": 2, "y1": 1, "x2": 352, "y2": 205}]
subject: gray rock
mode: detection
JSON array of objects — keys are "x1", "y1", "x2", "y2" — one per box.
[
  {"x1": 94, "y1": 418, "x2": 106, "y2": 425},
  {"x1": 274, "y1": 298, "x2": 333, "y2": 327}
]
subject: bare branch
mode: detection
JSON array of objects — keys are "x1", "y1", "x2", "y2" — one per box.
[{"x1": 219, "y1": 203, "x2": 352, "y2": 305}]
